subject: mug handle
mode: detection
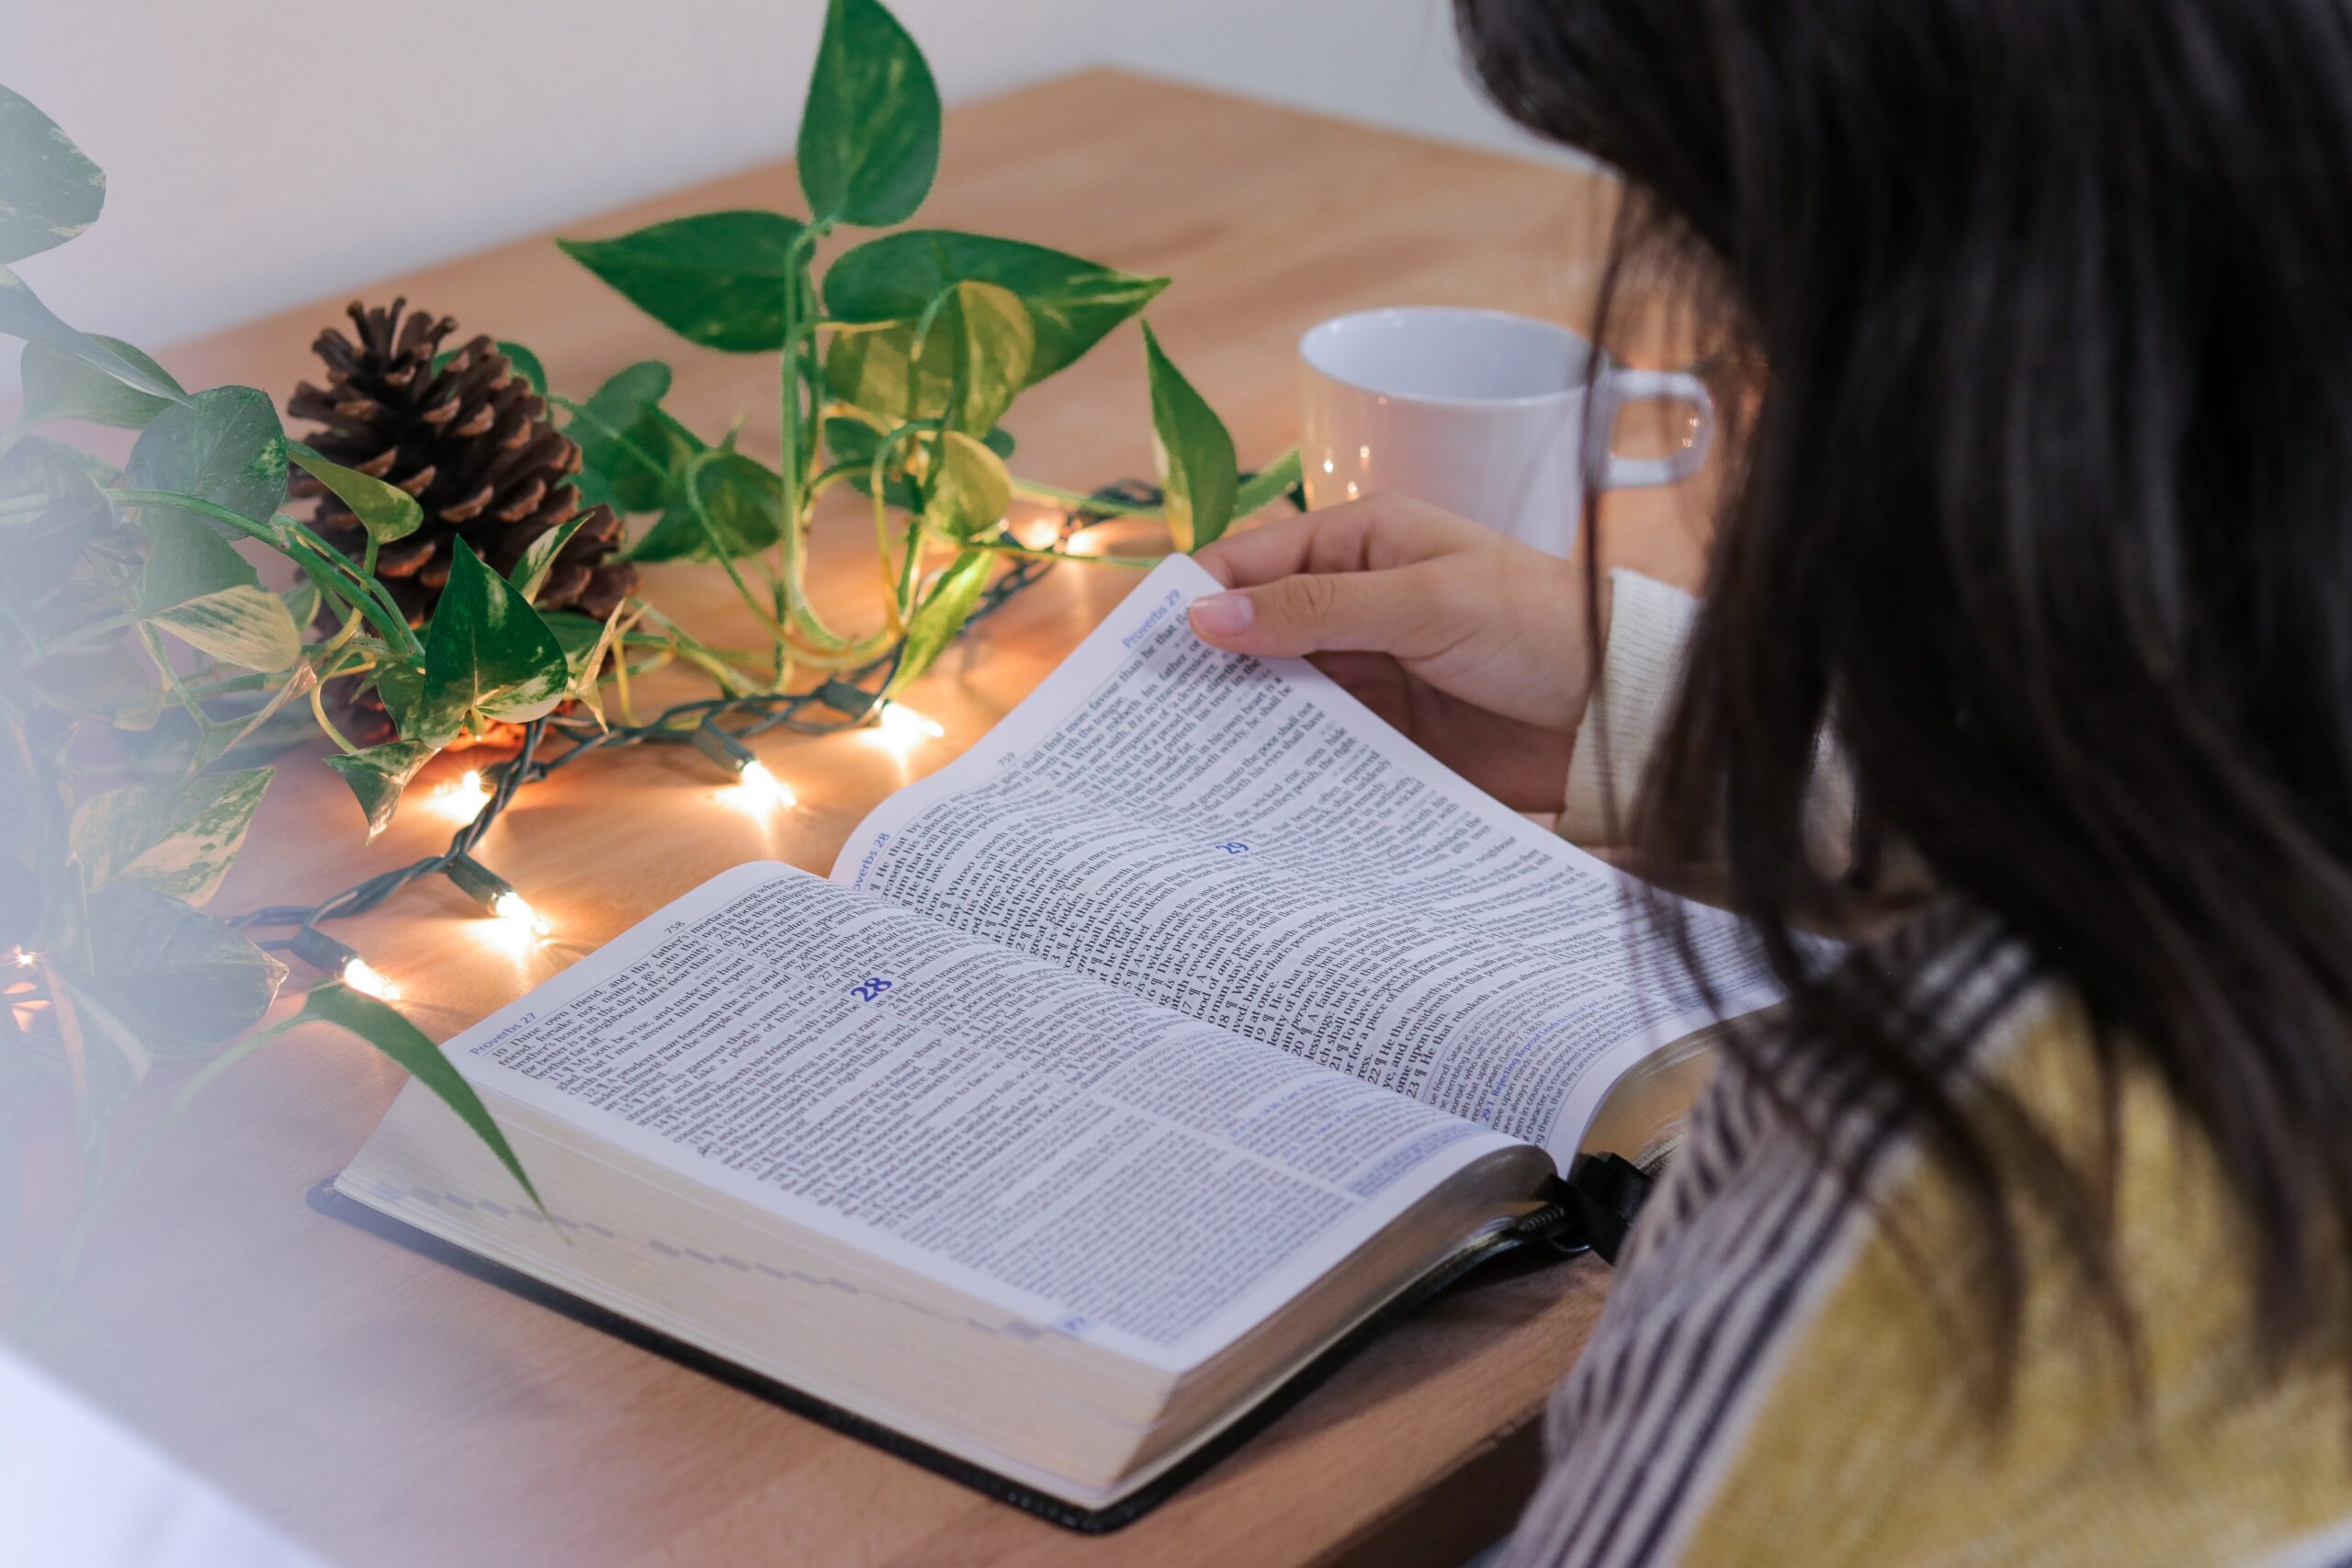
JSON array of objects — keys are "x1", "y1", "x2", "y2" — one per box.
[{"x1": 1593, "y1": 367, "x2": 1715, "y2": 490}]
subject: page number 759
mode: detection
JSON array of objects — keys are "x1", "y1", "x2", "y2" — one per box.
[{"x1": 849, "y1": 976, "x2": 894, "y2": 1003}]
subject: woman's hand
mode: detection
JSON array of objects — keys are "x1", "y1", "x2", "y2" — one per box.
[{"x1": 1189, "y1": 494, "x2": 1603, "y2": 812}]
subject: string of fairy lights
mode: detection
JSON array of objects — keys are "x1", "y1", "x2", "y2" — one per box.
[{"x1": 222, "y1": 479, "x2": 1170, "y2": 1003}]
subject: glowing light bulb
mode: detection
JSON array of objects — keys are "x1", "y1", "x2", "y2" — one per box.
[
  {"x1": 693, "y1": 721, "x2": 795, "y2": 812},
  {"x1": 864, "y1": 701, "x2": 945, "y2": 761},
  {"x1": 881, "y1": 703, "x2": 944, "y2": 739},
  {"x1": 738, "y1": 761, "x2": 796, "y2": 807},
  {"x1": 1014, "y1": 515, "x2": 1063, "y2": 550},
  {"x1": 492, "y1": 890, "x2": 549, "y2": 934},
  {"x1": 435, "y1": 769, "x2": 494, "y2": 821},
  {"x1": 446, "y1": 855, "x2": 549, "y2": 938},
  {"x1": 342, "y1": 957, "x2": 401, "y2": 1001},
  {"x1": 290, "y1": 928, "x2": 403, "y2": 1001},
  {"x1": 7, "y1": 947, "x2": 35, "y2": 970}
]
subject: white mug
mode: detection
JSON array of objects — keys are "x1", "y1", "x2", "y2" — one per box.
[{"x1": 1297, "y1": 306, "x2": 1715, "y2": 557}]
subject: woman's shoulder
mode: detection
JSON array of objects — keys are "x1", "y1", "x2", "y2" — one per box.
[{"x1": 1507, "y1": 951, "x2": 2352, "y2": 1568}]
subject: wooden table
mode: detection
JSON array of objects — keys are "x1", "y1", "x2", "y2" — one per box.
[{"x1": 21, "y1": 70, "x2": 1718, "y2": 1568}]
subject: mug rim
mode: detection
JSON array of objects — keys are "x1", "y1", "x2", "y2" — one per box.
[{"x1": 1298, "y1": 305, "x2": 1601, "y2": 409}]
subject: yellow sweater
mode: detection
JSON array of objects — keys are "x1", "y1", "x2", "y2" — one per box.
[
  {"x1": 1504, "y1": 974, "x2": 2352, "y2": 1567},
  {"x1": 1510, "y1": 576, "x2": 2352, "y2": 1568}
]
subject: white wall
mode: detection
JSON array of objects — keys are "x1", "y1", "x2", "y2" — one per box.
[
  {"x1": 1102, "y1": 0, "x2": 1568, "y2": 167},
  {"x1": 10, "y1": 0, "x2": 1566, "y2": 364}
]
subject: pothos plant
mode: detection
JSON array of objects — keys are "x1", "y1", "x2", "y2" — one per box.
[
  {"x1": 0, "y1": 114, "x2": 545, "y2": 1301},
  {"x1": 537, "y1": 0, "x2": 1295, "y2": 689},
  {"x1": 0, "y1": 0, "x2": 1287, "y2": 1303}
]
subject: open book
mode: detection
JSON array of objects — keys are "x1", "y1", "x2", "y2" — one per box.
[{"x1": 326, "y1": 554, "x2": 1780, "y2": 1529}]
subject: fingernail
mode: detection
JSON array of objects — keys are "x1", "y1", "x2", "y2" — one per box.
[{"x1": 1190, "y1": 592, "x2": 1255, "y2": 637}]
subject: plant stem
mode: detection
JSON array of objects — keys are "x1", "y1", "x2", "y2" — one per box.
[
  {"x1": 178, "y1": 671, "x2": 273, "y2": 700},
  {"x1": 111, "y1": 490, "x2": 423, "y2": 659},
  {"x1": 896, "y1": 515, "x2": 927, "y2": 619},
  {"x1": 777, "y1": 228, "x2": 822, "y2": 624},
  {"x1": 35, "y1": 610, "x2": 140, "y2": 654},
  {"x1": 635, "y1": 609, "x2": 762, "y2": 697},
  {"x1": 1009, "y1": 479, "x2": 1166, "y2": 519},
  {"x1": 967, "y1": 536, "x2": 1163, "y2": 569},
  {"x1": 111, "y1": 489, "x2": 277, "y2": 536},
  {"x1": 277, "y1": 520, "x2": 423, "y2": 660},
  {"x1": 611, "y1": 633, "x2": 638, "y2": 726},
  {"x1": 678, "y1": 453, "x2": 792, "y2": 646},
  {"x1": 865, "y1": 423, "x2": 935, "y2": 632},
  {"x1": 308, "y1": 678, "x2": 361, "y2": 755}
]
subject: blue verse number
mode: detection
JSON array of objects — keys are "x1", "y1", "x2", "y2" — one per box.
[
  {"x1": 1216, "y1": 840, "x2": 1250, "y2": 855},
  {"x1": 849, "y1": 976, "x2": 894, "y2": 1003}
]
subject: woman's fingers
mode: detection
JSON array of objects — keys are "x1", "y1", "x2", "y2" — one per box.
[
  {"x1": 1193, "y1": 492, "x2": 1498, "y2": 588},
  {"x1": 1189, "y1": 558, "x2": 1466, "y2": 660},
  {"x1": 1186, "y1": 490, "x2": 1593, "y2": 734}
]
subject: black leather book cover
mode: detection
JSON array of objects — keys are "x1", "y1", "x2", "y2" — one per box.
[{"x1": 306, "y1": 1176, "x2": 1582, "y2": 1533}]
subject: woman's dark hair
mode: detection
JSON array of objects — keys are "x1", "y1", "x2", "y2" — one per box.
[{"x1": 1455, "y1": 0, "x2": 2352, "y2": 1391}]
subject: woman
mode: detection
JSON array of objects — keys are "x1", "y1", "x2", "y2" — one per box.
[{"x1": 1189, "y1": 2, "x2": 2352, "y2": 1563}]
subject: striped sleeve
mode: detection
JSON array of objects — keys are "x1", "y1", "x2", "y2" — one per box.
[
  {"x1": 1504, "y1": 925, "x2": 2352, "y2": 1567},
  {"x1": 1501, "y1": 917, "x2": 2015, "y2": 1568},
  {"x1": 1500, "y1": 1045, "x2": 1900, "y2": 1568}
]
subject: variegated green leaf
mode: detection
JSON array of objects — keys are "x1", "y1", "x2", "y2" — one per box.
[
  {"x1": 797, "y1": 0, "x2": 940, "y2": 228},
  {"x1": 148, "y1": 584, "x2": 302, "y2": 671},
  {"x1": 124, "y1": 386, "x2": 288, "y2": 536},
  {"x1": 322, "y1": 740, "x2": 436, "y2": 840},
  {"x1": 922, "y1": 430, "x2": 1011, "y2": 540},
  {"x1": 132, "y1": 490, "x2": 304, "y2": 669},
  {"x1": 1141, "y1": 322, "x2": 1238, "y2": 553},
  {"x1": 1233, "y1": 449, "x2": 1303, "y2": 518},
  {"x1": 17, "y1": 334, "x2": 183, "y2": 432},
  {"x1": 891, "y1": 547, "x2": 991, "y2": 689},
  {"x1": 824, "y1": 280, "x2": 1031, "y2": 437},
  {"x1": 418, "y1": 544, "x2": 571, "y2": 737},
  {"x1": 824, "y1": 231, "x2": 1164, "y2": 386},
  {"x1": 0, "y1": 265, "x2": 184, "y2": 405},
  {"x1": 559, "y1": 212, "x2": 808, "y2": 353},
  {"x1": 0, "y1": 86, "x2": 104, "y2": 264},
  {"x1": 505, "y1": 516, "x2": 583, "y2": 602},
  {"x1": 67, "y1": 767, "x2": 271, "y2": 906},
  {"x1": 296, "y1": 982, "x2": 541, "y2": 1212},
  {"x1": 288, "y1": 440, "x2": 422, "y2": 544}
]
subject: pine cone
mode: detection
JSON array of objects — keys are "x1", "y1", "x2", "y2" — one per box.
[{"x1": 288, "y1": 299, "x2": 636, "y2": 745}]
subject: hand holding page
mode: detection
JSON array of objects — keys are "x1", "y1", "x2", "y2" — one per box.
[{"x1": 329, "y1": 555, "x2": 1781, "y2": 1527}]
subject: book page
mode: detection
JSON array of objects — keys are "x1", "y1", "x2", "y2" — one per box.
[
  {"x1": 835, "y1": 555, "x2": 1780, "y2": 1166},
  {"x1": 431, "y1": 862, "x2": 1524, "y2": 1373}
]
